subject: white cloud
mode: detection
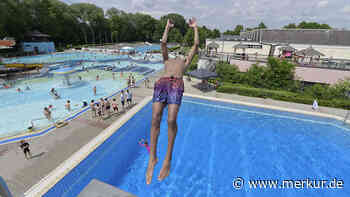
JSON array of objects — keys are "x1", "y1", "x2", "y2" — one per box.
[
  {"x1": 62, "y1": 0, "x2": 350, "y2": 30},
  {"x1": 317, "y1": 0, "x2": 328, "y2": 8}
]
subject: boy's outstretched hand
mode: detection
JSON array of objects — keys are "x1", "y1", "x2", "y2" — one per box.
[
  {"x1": 189, "y1": 17, "x2": 197, "y2": 28},
  {"x1": 166, "y1": 19, "x2": 174, "y2": 29}
]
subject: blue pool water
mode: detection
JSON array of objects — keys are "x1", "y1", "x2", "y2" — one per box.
[
  {"x1": 2, "y1": 52, "x2": 124, "y2": 64},
  {"x1": 44, "y1": 97, "x2": 350, "y2": 197}
]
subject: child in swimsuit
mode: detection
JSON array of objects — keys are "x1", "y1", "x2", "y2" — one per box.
[
  {"x1": 138, "y1": 139, "x2": 150, "y2": 153},
  {"x1": 112, "y1": 98, "x2": 118, "y2": 112}
]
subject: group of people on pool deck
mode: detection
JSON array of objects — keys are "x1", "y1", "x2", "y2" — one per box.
[{"x1": 89, "y1": 89, "x2": 133, "y2": 120}]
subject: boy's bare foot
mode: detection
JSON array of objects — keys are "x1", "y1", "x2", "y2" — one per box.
[
  {"x1": 158, "y1": 161, "x2": 171, "y2": 181},
  {"x1": 146, "y1": 157, "x2": 158, "y2": 184}
]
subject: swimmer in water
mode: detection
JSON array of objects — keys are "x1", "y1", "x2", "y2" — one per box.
[
  {"x1": 65, "y1": 100, "x2": 71, "y2": 111},
  {"x1": 138, "y1": 139, "x2": 150, "y2": 153},
  {"x1": 93, "y1": 86, "x2": 97, "y2": 96}
]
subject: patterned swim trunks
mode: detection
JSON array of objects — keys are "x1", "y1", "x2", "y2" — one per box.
[{"x1": 152, "y1": 77, "x2": 184, "y2": 105}]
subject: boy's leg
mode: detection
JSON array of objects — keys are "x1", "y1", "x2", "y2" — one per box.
[
  {"x1": 146, "y1": 102, "x2": 166, "y2": 184},
  {"x1": 158, "y1": 104, "x2": 180, "y2": 181}
]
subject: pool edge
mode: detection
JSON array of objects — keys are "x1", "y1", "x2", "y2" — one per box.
[
  {"x1": 0, "y1": 69, "x2": 160, "y2": 146},
  {"x1": 23, "y1": 93, "x2": 348, "y2": 196},
  {"x1": 183, "y1": 93, "x2": 348, "y2": 123},
  {"x1": 24, "y1": 96, "x2": 152, "y2": 197}
]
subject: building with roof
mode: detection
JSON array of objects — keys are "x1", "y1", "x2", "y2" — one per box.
[
  {"x1": 22, "y1": 30, "x2": 55, "y2": 54},
  {"x1": 240, "y1": 29, "x2": 350, "y2": 46},
  {"x1": 0, "y1": 40, "x2": 15, "y2": 49},
  {"x1": 206, "y1": 29, "x2": 350, "y2": 59}
]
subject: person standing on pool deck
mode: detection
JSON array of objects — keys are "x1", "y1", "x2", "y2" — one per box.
[
  {"x1": 120, "y1": 90, "x2": 125, "y2": 110},
  {"x1": 93, "y1": 86, "x2": 97, "y2": 96},
  {"x1": 146, "y1": 18, "x2": 198, "y2": 184},
  {"x1": 20, "y1": 140, "x2": 32, "y2": 159},
  {"x1": 90, "y1": 100, "x2": 96, "y2": 118},
  {"x1": 126, "y1": 89, "x2": 133, "y2": 107}
]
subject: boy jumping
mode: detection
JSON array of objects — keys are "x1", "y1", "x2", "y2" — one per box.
[{"x1": 146, "y1": 18, "x2": 199, "y2": 184}]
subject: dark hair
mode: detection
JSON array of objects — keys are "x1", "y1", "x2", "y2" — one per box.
[
  {"x1": 67, "y1": 100, "x2": 70, "y2": 103},
  {"x1": 113, "y1": 98, "x2": 116, "y2": 101},
  {"x1": 91, "y1": 100, "x2": 94, "y2": 102}
]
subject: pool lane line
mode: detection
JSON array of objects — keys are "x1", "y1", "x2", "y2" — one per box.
[
  {"x1": 24, "y1": 96, "x2": 153, "y2": 197},
  {"x1": 0, "y1": 69, "x2": 162, "y2": 146}
]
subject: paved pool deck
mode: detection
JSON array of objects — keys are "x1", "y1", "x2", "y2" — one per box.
[{"x1": 0, "y1": 71, "x2": 348, "y2": 196}]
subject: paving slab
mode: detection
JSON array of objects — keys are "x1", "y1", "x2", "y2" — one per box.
[{"x1": 78, "y1": 179, "x2": 136, "y2": 197}]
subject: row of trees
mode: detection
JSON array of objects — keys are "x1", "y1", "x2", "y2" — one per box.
[
  {"x1": 0, "y1": 0, "x2": 220, "y2": 48},
  {"x1": 283, "y1": 21, "x2": 331, "y2": 29},
  {"x1": 223, "y1": 22, "x2": 267, "y2": 36},
  {"x1": 223, "y1": 21, "x2": 332, "y2": 36}
]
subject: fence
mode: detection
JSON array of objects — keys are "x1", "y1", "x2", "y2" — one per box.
[{"x1": 201, "y1": 51, "x2": 350, "y2": 70}]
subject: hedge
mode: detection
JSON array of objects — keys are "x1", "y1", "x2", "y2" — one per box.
[{"x1": 217, "y1": 83, "x2": 350, "y2": 110}]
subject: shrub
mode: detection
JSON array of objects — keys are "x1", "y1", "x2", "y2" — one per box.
[
  {"x1": 245, "y1": 64, "x2": 267, "y2": 88},
  {"x1": 264, "y1": 57, "x2": 296, "y2": 90},
  {"x1": 216, "y1": 61, "x2": 242, "y2": 83},
  {"x1": 168, "y1": 46, "x2": 181, "y2": 52},
  {"x1": 217, "y1": 83, "x2": 350, "y2": 109},
  {"x1": 186, "y1": 54, "x2": 199, "y2": 71}
]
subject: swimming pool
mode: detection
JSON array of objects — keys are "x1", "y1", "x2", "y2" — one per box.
[
  {"x1": 0, "y1": 52, "x2": 164, "y2": 138},
  {"x1": 38, "y1": 96, "x2": 350, "y2": 197},
  {"x1": 2, "y1": 52, "x2": 126, "y2": 64}
]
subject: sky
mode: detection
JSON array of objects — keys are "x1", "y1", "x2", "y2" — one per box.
[{"x1": 62, "y1": 0, "x2": 350, "y2": 31}]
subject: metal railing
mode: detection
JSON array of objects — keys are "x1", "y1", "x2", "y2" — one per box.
[{"x1": 201, "y1": 51, "x2": 350, "y2": 70}]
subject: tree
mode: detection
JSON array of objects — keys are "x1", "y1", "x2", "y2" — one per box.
[
  {"x1": 284, "y1": 23, "x2": 297, "y2": 29},
  {"x1": 183, "y1": 27, "x2": 207, "y2": 48},
  {"x1": 106, "y1": 8, "x2": 125, "y2": 18},
  {"x1": 216, "y1": 61, "x2": 242, "y2": 83},
  {"x1": 0, "y1": 1, "x2": 220, "y2": 47},
  {"x1": 258, "y1": 22, "x2": 267, "y2": 29},
  {"x1": 264, "y1": 58, "x2": 296, "y2": 90},
  {"x1": 297, "y1": 21, "x2": 331, "y2": 29},
  {"x1": 233, "y1": 25, "x2": 244, "y2": 35},
  {"x1": 212, "y1": 29, "x2": 221, "y2": 38},
  {"x1": 70, "y1": 3, "x2": 105, "y2": 43},
  {"x1": 160, "y1": 13, "x2": 187, "y2": 36}
]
